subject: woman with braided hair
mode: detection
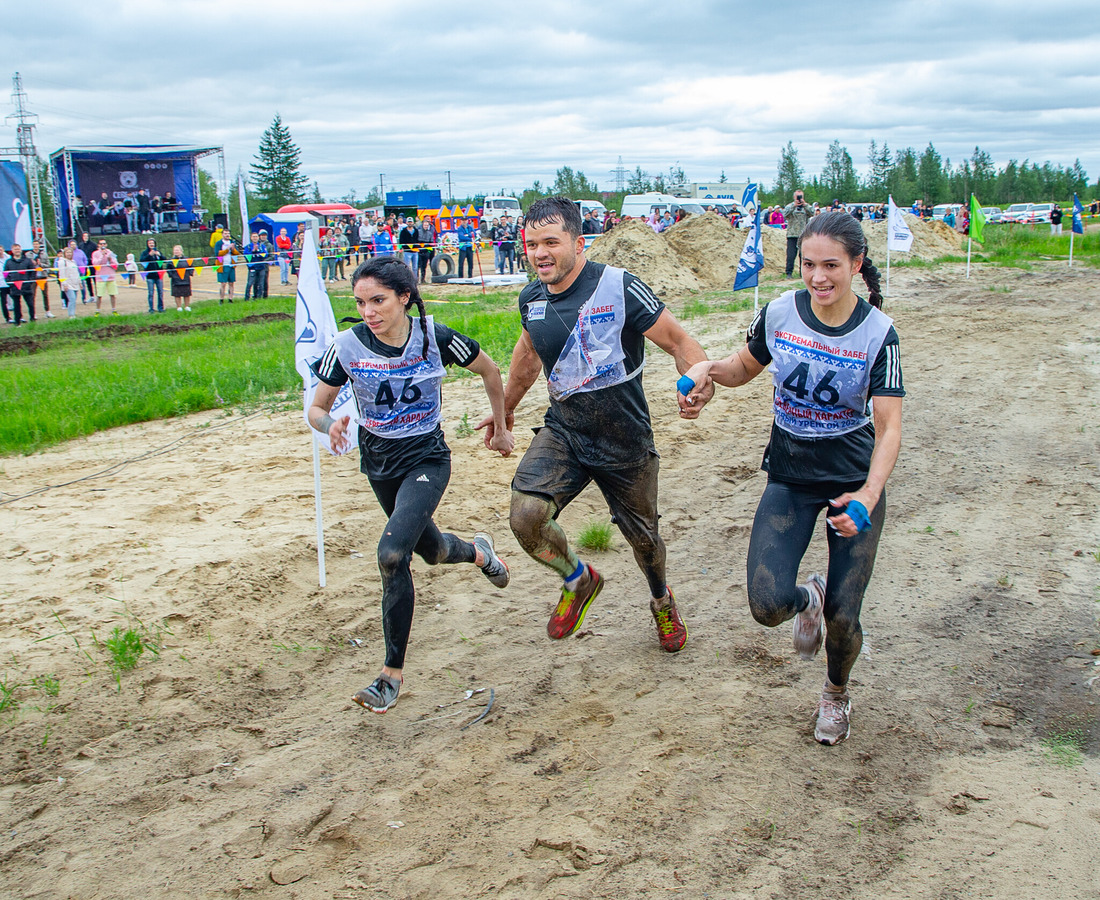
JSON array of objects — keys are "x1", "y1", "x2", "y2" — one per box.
[
  {"x1": 680, "y1": 211, "x2": 904, "y2": 745},
  {"x1": 308, "y1": 256, "x2": 515, "y2": 714}
]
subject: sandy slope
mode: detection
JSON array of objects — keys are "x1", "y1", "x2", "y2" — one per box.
[{"x1": 1, "y1": 261, "x2": 1099, "y2": 899}]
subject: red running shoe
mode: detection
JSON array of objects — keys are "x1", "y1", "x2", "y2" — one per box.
[
  {"x1": 547, "y1": 564, "x2": 603, "y2": 639},
  {"x1": 651, "y1": 588, "x2": 688, "y2": 652}
]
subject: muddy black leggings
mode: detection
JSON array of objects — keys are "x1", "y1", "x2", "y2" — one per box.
[
  {"x1": 746, "y1": 479, "x2": 885, "y2": 687},
  {"x1": 369, "y1": 457, "x2": 474, "y2": 669}
]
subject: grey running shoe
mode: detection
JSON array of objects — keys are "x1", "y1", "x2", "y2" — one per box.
[
  {"x1": 814, "y1": 685, "x2": 851, "y2": 745},
  {"x1": 474, "y1": 532, "x2": 510, "y2": 588},
  {"x1": 793, "y1": 573, "x2": 826, "y2": 660},
  {"x1": 353, "y1": 674, "x2": 401, "y2": 714}
]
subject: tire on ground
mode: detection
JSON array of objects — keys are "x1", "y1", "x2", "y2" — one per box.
[
  {"x1": 431, "y1": 253, "x2": 455, "y2": 276},
  {"x1": 431, "y1": 274, "x2": 454, "y2": 284}
]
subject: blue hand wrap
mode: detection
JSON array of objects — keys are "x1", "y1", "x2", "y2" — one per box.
[
  {"x1": 676, "y1": 375, "x2": 695, "y2": 396},
  {"x1": 846, "y1": 500, "x2": 872, "y2": 533}
]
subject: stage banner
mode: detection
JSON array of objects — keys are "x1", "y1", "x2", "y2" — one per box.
[
  {"x1": 0, "y1": 160, "x2": 31, "y2": 247},
  {"x1": 75, "y1": 160, "x2": 175, "y2": 203}
]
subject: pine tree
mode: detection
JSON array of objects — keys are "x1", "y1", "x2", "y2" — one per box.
[
  {"x1": 821, "y1": 140, "x2": 857, "y2": 200},
  {"x1": 916, "y1": 143, "x2": 944, "y2": 204},
  {"x1": 774, "y1": 141, "x2": 804, "y2": 197},
  {"x1": 250, "y1": 114, "x2": 309, "y2": 209}
]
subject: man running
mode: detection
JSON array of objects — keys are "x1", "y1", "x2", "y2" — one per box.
[{"x1": 479, "y1": 196, "x2": 713, "y2": 652}]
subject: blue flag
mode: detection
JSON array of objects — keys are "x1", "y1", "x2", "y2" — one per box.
[
  {"x1": 1072, "y1": 193, "x2": 1084, "y2": 235},
  {"x1": 734, "y1": 188, "x2": 763, "y2": 291}
]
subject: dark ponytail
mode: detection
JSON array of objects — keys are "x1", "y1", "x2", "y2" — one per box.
[
  {"x1": 800, "y1": 210, "x2": 884, "y2": 309},
  {"x1": 351, "y1": 256, "x2": 430, "y2": 358}
]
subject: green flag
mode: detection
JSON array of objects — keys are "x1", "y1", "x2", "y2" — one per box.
[{"x1": 970, "y1": 194, "x2": 986, "y2": 243}]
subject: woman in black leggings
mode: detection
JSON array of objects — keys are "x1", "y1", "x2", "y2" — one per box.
[
  {"x1": 308, "y1": 257, "x2": 515, "y2": 713},
  {"x1": 681, "y1": 211, "x2": 904, "y2": 744}
]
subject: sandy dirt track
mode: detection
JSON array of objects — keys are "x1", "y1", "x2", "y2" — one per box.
[{"x1": 1, "y1": 260, "x2": 1099, "y2": 899}]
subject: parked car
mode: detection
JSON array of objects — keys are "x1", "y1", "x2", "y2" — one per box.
[
  {"x1": 1019, "y1": 202, "x2": 1054, "y2": 224},
  {"x1": 1002, "y1": 203, "x2": 1034, "y2": 224},
  {"x1": 932, "y1": 203, "x2": 962, "y2": 222},
  {"x1": 981, "y1": 207, "x2": 1003, "y2": 224}
]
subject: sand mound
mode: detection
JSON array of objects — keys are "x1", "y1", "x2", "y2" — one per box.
[
  {"x1": 590, "y1": 211, "x2": 967, "y2": 296},
  {"x1": 863, "y1": 213, "x2": 965, "y2": 262},
  {"x1": 587, "y1": 220, "x2": 702, "y2": 296}
]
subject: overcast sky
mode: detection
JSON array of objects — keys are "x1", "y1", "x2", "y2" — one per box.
[{"x1": 3, "y1": 0, "x2": 1097, "y2": 200}]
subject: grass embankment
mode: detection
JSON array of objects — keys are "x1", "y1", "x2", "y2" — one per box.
[
  {"x1": 0, "y1": 289, "x2": 525, "y2": 457},
  {"x1": 977, "y1": 223, "x2": 1100, "y2": 267}
]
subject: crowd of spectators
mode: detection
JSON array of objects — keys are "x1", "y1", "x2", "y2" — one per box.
[{"x1": 5, "y1": 192, "x2": 1098, "y2": 327}]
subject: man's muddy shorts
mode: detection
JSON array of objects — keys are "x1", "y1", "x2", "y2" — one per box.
[{"x1": 512, "y1": 425, "x2": 661, "y2": 550}]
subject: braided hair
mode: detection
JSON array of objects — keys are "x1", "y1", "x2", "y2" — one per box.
[
  {"x1": 799, "y1": 210, "x2": 884, "y2": 308},
  {"x1": 350, "y1": 256, "x2": 429, "y2": 358}
]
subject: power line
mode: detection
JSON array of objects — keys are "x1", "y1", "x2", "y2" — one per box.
[
  {"x1": 610, "y1": 156, "x2": 627, "y2": 193},
  {"x1": 2, "y1": 72, "x2": 46, "y2": 242}
]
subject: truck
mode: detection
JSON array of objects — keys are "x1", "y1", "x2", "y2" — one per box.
[{"x1": 480, "y1": 195, "x2": 522, "y2": 230}]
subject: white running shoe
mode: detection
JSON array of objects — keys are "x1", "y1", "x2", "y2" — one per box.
[
  {"x1": 814, "y1": 684, "x2": 851, "y2": 745},
  {"x1": 793, "y1": 573, "x2": 826, "y2": 660},
  {"x1": 473, "y1": 532, "x2": 510, "y2": 588}
]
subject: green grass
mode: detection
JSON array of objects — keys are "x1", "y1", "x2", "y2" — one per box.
[
  {"x1": 576, "y1": 519, "x2": 613, "y2": 551},
  {"x1": 976, "y1": 224, "x2": 1100, "y2": 267},
  {"x1": 104, "y1": 627, "x2": 145, "y2": 672},
  {"x1": 30, "y1": 674, "x2": 60, "y2": 698},
  {"x1": 679, "y1": 291, "x2": 757, "y2": 319},
  {"x1": 0, "y1": 289, "x2": 524, "y2": 457},
  {"x1": 1040, "y1": 723, "x2": 1088, "y2": 768},
  {"x1": 0, "y1": 311, "x2": 298, "y2": 454},
  {"x1": 0, "y1": 674, "x2": 19, "y2": 716}
]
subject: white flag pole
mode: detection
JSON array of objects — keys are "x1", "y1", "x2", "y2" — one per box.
[
  {"x1": 886, "y1": 245, "x2": 891, "y2": 297},
  {"x1": 1069, "y1": 230, "x2": 1075, "y2": 267},
  {"x1": 312, "y1": 437, "x2": 326, "y2": 587},
  {"x1": 966, "y1": 237, "x2": 972, "y2": 278},
  {"x1": 754, "y1": 284, "x2": 759, "y2": 312}
]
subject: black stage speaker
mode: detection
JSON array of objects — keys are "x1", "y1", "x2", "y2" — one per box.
[{"x1": 211, "y1": 212, "x2": 228, "y2": 229}]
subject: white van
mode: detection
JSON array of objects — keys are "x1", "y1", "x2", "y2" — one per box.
[
  {"x1": 575, "y1": 199, "x2": 608, "y2": 220},
  {"x1": 620, "y1": 192, "x2": 706, "y2": 219}
]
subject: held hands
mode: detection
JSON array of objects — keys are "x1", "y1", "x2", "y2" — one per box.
[
  {"x1": 475, "y1": 411, "x2": 515, "y2": 457},
  {"x1": 676, "y1": 362, "x2": 715, "y2": 418}
]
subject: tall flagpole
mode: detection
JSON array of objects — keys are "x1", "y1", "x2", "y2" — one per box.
[
  {"x1": 966, "y1": 237, "x2": 972, "y2": 278},
  {"x1": 886, "y1": 246, "x2": 891, "y2": 297},
  {"x1": 1069, "y1": 231, "x2": 1075, "y2": 267}
]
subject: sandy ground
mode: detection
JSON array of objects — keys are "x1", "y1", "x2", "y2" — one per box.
[{"x1": 2, "y1": 260, "x2": 1099, "y2": 899}]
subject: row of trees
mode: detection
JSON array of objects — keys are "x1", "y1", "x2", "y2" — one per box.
[
  {"x1": 233, "y1": 114, "x2": 1098, "y2": 219},
  {"x1": 767, "y1": 140, "x2": 1091, "y2": 207}
]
